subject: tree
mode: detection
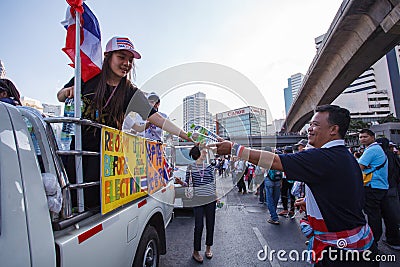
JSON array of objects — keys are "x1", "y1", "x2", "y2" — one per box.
[
  {"x1": 348, "y1": 119, "x2": 369, "y2": 133},
  {"x1": 378, "y1": 113, "x2": 400, "y2": 124}
]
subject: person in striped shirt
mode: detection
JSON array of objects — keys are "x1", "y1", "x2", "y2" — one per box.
[{"x1": 176, "y1": 145, "x2": 218, "y2": 263}]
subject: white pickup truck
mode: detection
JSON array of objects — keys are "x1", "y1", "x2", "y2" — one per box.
[{"x1": 0, "y1": 101, "x2": 175, "y2": 267}]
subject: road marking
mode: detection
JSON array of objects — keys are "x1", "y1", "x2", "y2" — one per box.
[{"x1": 253, "y1": 227, "x2": 281, "y2": 267}]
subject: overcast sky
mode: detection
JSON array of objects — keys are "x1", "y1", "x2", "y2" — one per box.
[{"x1": 0, "y1": 0, "x2": 343, "y2": 125}]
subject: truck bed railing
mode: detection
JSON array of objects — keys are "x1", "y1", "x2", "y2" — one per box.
[
  {"x1": 44, "y1": 117, "x2": 103, "y2": 128},
  {"x1": 44, "y1": 116, "x2": 102, "y2": 225},
  {"x1": 56, "y1": 150, "x2": 100, "y2": 156},
  {"x1": 69, "y1": 181, "x2": 100, "y2": 189}
]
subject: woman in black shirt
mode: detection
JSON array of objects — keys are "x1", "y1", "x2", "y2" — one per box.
[{"x1": 57, "y1": 36, "x2": 191, "y2": 209}]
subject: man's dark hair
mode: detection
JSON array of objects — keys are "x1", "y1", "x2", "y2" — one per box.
[
  {"x1": 189, "y1": 145, "x2": 201, "y2": 160},
  {"x1": 315, "y1": 104, "x2": 350, "y2": 138},
  {"x1": 359, "y1": 128, "x2": 375, "y2": 137}
]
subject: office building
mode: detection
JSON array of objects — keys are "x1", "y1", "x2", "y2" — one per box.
[
  {"x1": 0, "y1": 60, "x2": 5, "y2": 78},
  {"x1": 290, "y1": 73, "x2": 305, "y2": 99},
  {"x1": 283, "y1": 73, "x2": 304, "y2": 116},
  {"x1": 183, "y1": 92, "x2": 213, "y2": 132},
  {"x1": 215, "y1": 106, "x2": 268, "y2": 139}
]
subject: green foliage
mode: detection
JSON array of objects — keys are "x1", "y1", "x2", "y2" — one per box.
[
  {"x1": 378, "y1": 113, "x2": 400, "y2": 124},
  {"x1": 348, "y1": 119, "x2": 369, "y2": 133}
]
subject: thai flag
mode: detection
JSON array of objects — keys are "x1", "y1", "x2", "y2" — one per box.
[
  {"x1": 140, "y1": 176, "x2": 148, "y2": 192},
  {"x1": 61, "y1": 0, "x2": 102, "y2": 82},
  {"x1": 116, "y1": 38, "x2": 134, "y2": 50},
  {"x1": 163, "y1": 158, "x2": 171, "y2": 182}
]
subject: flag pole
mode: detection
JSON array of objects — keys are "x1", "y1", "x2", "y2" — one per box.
[{"x1": 74, "y1": 8, "x2": 84, "y2": 212}]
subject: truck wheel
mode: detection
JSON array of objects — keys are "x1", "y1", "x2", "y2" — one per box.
[{"x1": 133, "y1": 225, "x2": 160, "y2": 267}]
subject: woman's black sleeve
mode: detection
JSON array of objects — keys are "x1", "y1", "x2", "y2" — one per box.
[{"x1": 125, "y1": 87, "x2": 157, "y2": 119}]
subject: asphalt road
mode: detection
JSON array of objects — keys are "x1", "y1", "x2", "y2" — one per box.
[{"x1": 160, "y1": 176, "x2": 400, "y2": 266}]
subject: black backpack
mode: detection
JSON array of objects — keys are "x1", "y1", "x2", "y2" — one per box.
[
  {"x1": 268, "y1": 170, "x2": 282, "y2": 181},
  {"x1": 376, "y1": 138, "x2": 400, "y2": 187}
]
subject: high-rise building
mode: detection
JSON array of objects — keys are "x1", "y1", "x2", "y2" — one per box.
[
  {"x1": 283, "y1": 73, "x2": 304, "y2": 116},
  {"x1": 183, "y1": 92, "x2": 213, "y2": 132},
  {"x1": 0, "y1": 60, "x2": 6, "y2": 78},
  {"x1": 290, "y1": 73, "x2": 305, "y2": 99},
  {"x1": 215, "y1": 106, "x2": 267, "y2": 139},
  {"x1": 284, "y1": 79, "x2": 293, "y2": 116}
]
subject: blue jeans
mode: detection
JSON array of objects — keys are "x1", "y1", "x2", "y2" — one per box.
[{"x1": 265, "y1": 178, "x2": 281, "y2": 221}]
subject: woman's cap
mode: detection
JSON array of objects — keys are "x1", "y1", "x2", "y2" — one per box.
[{"x1": 105, "y1": 36, "x2": 141, "y2": 59}]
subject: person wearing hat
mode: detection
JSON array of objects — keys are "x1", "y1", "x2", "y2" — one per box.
[
  {"x1": 294, "y1": 139, "x2": 308, "y2": 151},
  {"x1": 389, "y1": 141, "x2": 399, "y2": 155},
  {"x1": 0, "y1": 78, "x2": 22, "y2": 106},
  {"x1": 145, "y1": 92, "x2": 168, "y2": 141},
  {"x1": 57, "y1": 36, "x2": 192, "y2": 208}
]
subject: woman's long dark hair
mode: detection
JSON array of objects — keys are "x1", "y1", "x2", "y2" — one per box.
[
  {"x1": 92, "y1": 52, "x2": 136, "y2": 129},
  {"x1": 0, "y1": 78, "x2": 22, "y2": 106}
]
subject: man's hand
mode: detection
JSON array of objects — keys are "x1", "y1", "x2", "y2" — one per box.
[
  {"x1": 294, "y1": 197, "x2": 306, "y2": 213},
  {"x1": 214, "y1": 141, "x2": 232, "y2": 155}
]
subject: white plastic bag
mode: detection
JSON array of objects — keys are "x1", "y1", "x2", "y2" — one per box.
[
  {"x1": 185, "y1": 167, "x2": 194, "y2": 199},
  {"x1": 42, "y1": 173, "x2": 62, "y2": 213}
]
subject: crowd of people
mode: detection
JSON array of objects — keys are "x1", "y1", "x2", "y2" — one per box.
[
  {"x1": 2, "y1": 34, "x2": 400, "y2": 266},
  {"x1": 176, "y1": 118, "x2": 400, "y2": 265},
  {"x1": 214, "y1": 105, "x2": 400, "y2": 266}
]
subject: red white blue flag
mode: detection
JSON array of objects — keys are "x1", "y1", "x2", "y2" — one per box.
[{"x1": 61, "y1": 0, "x2": 102, "y2": 82}]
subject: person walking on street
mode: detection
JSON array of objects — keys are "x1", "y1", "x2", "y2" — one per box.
[
  {"x1": 255, "y1": 164, "x2": 266, "y2": 204},
  {"x1": 263, "y1": 147, "x2": 282, "y2": 225},
  {"x1": 175, "y1": 146, "x2": 218, "y2": 263},
  {"x1": 234, "y1": 158, "x2": 247, "y2": 194},
  {"x1": 278, "y1": 146, "x2": 295, "y2": 217},
  {"x1": 214, "y1": 105, "x2": 377, "y2": 266}
]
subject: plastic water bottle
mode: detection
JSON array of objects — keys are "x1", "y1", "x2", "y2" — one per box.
[
  {"x1": 60, "y1": 98, "x2": 75, "y2": 150},
  {"x1": 187, "y1": 123, "x2": 220, "y2": 144},
  {"x1": 24, "y1": 117, "x2": 41, "y2": 155},
  {"x1": 187, "y1": 131, "x2": 207, "y2": 144}
]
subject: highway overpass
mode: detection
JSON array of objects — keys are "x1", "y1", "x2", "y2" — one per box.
[{"x1": 285, "y1": 0, "x2": 400, "y2": 131}]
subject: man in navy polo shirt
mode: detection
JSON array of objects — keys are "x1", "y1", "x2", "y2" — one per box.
[{"x1": 214, "y1": 105, "x2": 377, "y2": 266}]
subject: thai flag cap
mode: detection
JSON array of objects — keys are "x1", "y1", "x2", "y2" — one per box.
[{"x1": 105, "y1": 36, "x2": 141, "y2": 59}]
